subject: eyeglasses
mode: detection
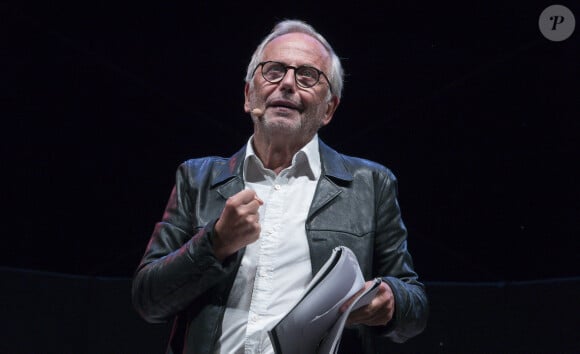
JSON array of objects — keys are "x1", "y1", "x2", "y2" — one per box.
[{"x1": 253, "y1": 61, "x2": 333, "y2": 94}]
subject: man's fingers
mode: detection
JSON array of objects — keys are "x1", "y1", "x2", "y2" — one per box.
[
  {"x1": 244, "y1": 213, "x2": 260, "y2": 226},
  {"x1": 224, "y1": 190, "x2": 263, "y2": 217},
  {"x1": 231, "y1": 189, "x2": 263, "y2": 205},
  {"x1": 253, "y1": 194, "x2": 264, "y2": 205},
  {"x1": 340, "y1": 286, "x2": 366, "y2": 313},
  {"x1": 345, "y1": 281, "x2": 395, "y2": 326},
  {"x1": 346, "y1": 303, "x2": 374, "y2": 324}
]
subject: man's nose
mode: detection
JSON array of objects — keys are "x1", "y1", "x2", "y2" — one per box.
[{"x1": 278, "y1": 68, "x2": 298, "y2": 92}]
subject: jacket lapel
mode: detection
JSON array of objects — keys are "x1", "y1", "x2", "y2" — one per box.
[
  {"x1": 307, "y1": 141, "x2": 353, "y2": 219},
  {"x1": 213, "y1": 146, "x2": 246, "y2": 200},
  {"x1": 210, "y1": 141, "x2": 352, "y2": 217}
]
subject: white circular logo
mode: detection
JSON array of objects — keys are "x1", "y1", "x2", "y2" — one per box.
[{"x1": 539, "y1": 4, "x2": 575, "y2": 41}]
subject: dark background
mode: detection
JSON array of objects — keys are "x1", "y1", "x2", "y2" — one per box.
[{"x1": 2, "y1": 2, "x2": 578, "y2": 283}]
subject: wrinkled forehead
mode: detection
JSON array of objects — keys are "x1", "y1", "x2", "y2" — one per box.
[{"x1": 262, "y1": 32, "x2": 331, "y2": 69}]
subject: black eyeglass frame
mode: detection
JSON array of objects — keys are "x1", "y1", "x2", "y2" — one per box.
[{"x1": 252, "y1": 61, "x2": 334, "y2": 94}]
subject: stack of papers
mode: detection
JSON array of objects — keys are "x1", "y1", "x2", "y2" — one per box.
[{"x1": 268, "y1": 246, "x2": 382, "y2": 354}]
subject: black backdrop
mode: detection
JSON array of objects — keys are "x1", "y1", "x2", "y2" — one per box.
[{"x1": 2, "y1": 2, "x2": 578, "y2": 283}]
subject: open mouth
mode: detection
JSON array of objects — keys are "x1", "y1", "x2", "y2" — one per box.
[{"x1": 268, "y1": 99, "x2": 302, "y2": 112}]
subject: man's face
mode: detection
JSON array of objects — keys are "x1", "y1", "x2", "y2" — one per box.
[{"x1": 244, "y1": 32, "x2": 339, "y2": 142}]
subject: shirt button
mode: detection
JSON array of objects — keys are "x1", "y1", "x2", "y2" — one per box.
[{"x1": 274, "y1": 184, "x2": 281, "y2": 190}]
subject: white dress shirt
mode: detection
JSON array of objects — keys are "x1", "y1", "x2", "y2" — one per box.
[{"x1": 216, "y1": 135, "x2": 322, "y2": 354}]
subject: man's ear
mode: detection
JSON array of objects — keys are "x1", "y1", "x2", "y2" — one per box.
[
  {"x1": 243, "y1": 83, "x2": 251, "y2": 113},
  {"x1": 321, "y1": 95, "x2": 340, "y2": 127}
]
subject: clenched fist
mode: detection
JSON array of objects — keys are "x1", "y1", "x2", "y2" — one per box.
[{"x1": 213, "y1": 189, "x2": 263, "y2": 261}]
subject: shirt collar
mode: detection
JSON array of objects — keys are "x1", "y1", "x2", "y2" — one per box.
[{"x1": 243, "y1": 134, "x2": 321, "y2": 181}]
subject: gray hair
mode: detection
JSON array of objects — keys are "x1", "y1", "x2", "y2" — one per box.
[{"x1": 244, "y1": 19, "x2": 344, "y2": 100}]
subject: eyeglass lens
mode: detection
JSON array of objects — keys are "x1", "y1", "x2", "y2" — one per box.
[{"x1": 262, "y1": 62, "x2": 320, "y2": 88}]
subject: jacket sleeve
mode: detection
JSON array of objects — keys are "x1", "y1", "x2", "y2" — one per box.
[
  {"x1": 372, "y1": 168, "x2": 429, "y2": 342},
  {"x1": 131, "y1": 162, "x2": 238, "y2": 323}
]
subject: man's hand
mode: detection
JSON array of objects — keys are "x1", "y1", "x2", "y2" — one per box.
[
  {"x1": 213, "y1": 189, "x2": 263, "y2": 261},
  {"x1": 341, "y1": 280, "x2": 395, "y2": 326}
]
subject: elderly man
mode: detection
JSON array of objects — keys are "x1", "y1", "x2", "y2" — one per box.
[{"x1": 133, "y1": 19, "x2": 428, "y2": 354}]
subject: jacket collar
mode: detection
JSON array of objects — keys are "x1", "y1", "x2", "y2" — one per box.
[
  {"x1": 318, "y1": 140, "x2": 353, "y2": 183},
  {"x1": 212, "y1": 146, "x2": 246, "y2": 188},
  {"x1": 211, "y1": 139, "x2": 353, "y2": 194}
]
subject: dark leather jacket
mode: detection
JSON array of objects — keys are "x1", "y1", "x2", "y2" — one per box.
[{"x1": 132, "y1": 140, "x2": 428, "y2": 354}]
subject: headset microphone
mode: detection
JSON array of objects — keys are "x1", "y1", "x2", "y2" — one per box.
[{"x1": 251, "y1": 108, "x2": 264, "y2": 117}]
